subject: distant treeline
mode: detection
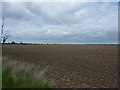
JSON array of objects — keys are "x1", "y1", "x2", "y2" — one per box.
[
  {"x1": 2, "y1": 41, "x2": 51, "y2": 45},
  {"x1": 2, "y1": 42, "x2": 119, "y2": 45}
]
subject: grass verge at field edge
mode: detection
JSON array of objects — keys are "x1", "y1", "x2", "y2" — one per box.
[{"x1": 2, "y1": 57, "x2": 55, "y2": 88}]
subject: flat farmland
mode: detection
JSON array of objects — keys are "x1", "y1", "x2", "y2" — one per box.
[{"x1": 2, "y1": 44, "x2": 118, "y2": 88}]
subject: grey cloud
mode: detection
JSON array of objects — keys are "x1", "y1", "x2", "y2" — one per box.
[{"x1": 2, "y1": 2, "x2": 118, "y2": 44}]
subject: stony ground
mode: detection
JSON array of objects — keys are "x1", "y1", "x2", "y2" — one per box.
[{"x1": 2, "y1": 44, "x2": 118, "y2": 88}]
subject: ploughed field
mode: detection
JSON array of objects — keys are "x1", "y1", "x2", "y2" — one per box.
[{"x1": 2, "y1": 44, "x2": 118, "y2": 88}]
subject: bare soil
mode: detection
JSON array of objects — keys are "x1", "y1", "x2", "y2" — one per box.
[{"x1": 2, "y1": 44, "x2": 118, "y2": 88}]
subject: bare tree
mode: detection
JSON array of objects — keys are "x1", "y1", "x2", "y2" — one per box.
[{"x1": 1, "y1": 18, "x2": 10, "y2": 44}]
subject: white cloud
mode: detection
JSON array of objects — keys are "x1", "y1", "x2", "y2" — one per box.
[{"x1": 2, "y1": 2, "x2": 118, "y2": 44}]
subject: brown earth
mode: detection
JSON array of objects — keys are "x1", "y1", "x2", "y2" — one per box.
[{"x1": 2, "y1": 44, "x2": 118, "y2": 88}]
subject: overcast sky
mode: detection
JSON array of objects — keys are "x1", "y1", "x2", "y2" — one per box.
[{"x1": 1, "y1": 2, "x2": 118, "y2": 44}]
